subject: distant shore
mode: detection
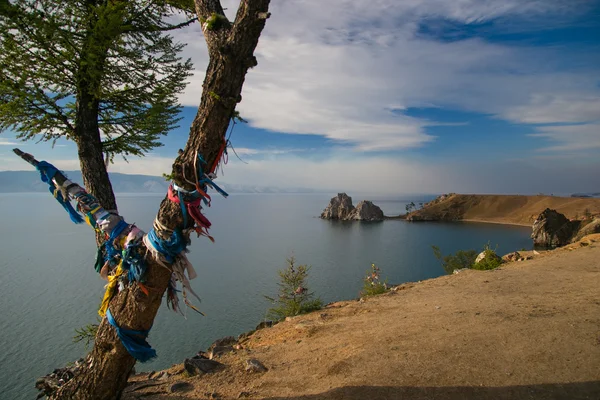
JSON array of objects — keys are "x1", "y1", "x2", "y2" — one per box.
[{"x1": 404, "y1": 193, "x2": 600, "y2": 226}]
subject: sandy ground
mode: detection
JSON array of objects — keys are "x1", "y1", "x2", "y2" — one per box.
[
  {"x1": 407, "y1": 194, "x2": 600, "y2": 226},
  {"x1": 124, "y1": 236, "x2": 600, "y2": 400}
]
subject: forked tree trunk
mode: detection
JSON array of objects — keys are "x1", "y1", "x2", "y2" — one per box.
[{"x1": 51, "y1": 0, "x2": 270, "y2": 398}]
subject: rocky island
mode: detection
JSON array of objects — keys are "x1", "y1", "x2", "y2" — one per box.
[{"x1": 320, "y1": 193, "x2": 384, "y2": 221}]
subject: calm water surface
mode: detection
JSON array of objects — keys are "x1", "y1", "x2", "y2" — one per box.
[{"x1": 0, "y1": 193, "x2": 531, "y2": 399}]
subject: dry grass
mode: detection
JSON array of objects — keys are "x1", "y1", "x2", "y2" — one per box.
[
  {"x1": 126, "y1": 240, "x2": 600, "y2": 400},
  {"x1": 409, "y1": 194, "x2": 600, "y2": 226}
]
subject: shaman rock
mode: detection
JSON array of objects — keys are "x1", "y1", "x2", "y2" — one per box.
[
  {"x1": 347, "y1": 201, "x2": 384, "y2": 221},
  {"x1": 320, "y1": 193, "x2": 355, "y2": 220}
]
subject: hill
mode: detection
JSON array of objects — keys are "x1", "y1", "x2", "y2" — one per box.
[
  {"x1": 124, "y1": 236, "x2": 600, "y2": 399},
  {"x1": 406, "y1": 194, "x2": 600, "y2": 226},
  {"x1": 0, "y1": 170, "x2": 317, "y2": 194}
]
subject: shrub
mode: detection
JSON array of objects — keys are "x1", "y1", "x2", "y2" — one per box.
[
  {"x1": 265, "y1": 257, "x2": 322, "y2": 321},
  {"x1": 432, "y1": 245, "x2": 478, "y2": 274},
  {"x1": 73, "y1": 323, "x2": 99, "y2": 349},
  {"x1": 361, "y1": 263, "x2": 388, "y2": 297},
  {"x1": 472, "y1": 243, "x2": 502, "y2": 271}
]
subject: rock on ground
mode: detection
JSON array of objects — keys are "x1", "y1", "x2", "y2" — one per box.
[{"x1": 531, "y1": 208, "x2": 579, "y2": 247}]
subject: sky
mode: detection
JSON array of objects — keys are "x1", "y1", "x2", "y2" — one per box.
[{"x1": 1, "y1": 0, "x2": 600, "y2": 195}]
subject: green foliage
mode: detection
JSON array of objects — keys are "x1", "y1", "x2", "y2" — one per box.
[
  {"x1": 472, "y1": 243, "x2": 502, "y2": 271},
  {"x1": 0, "y1": 0, "x2": 194, "y2": 160},
  {"x1": 73, "y1": 323, "x2": 99, "y2": 349},
  {"x1": 360, "y1": 263, "x2": 388, "y2": 297},
  {"x1": 433, "y1": 242, "x2": 502, "y2": 274},
  {"x1": 203, "y1": 13, "x2": 228, "y2": 31},
  {"x1": 231, "y1": 110, "x2": 247, "y2": 124},
  {"x1": 208, "y1": 91, "x2": 221, "y2": 101},
  {"x1": 405, "y1": 201, "x2": 416, "y2": 213},
  {"x1": 265, "y1": 257, "x2": 323, "y2": 321},
  {"x1": 432, "y1": 245, "x2": 478, "y2": 274}
]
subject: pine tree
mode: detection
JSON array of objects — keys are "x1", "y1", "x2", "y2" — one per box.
[
  {"x1": 0, "y1": 0, "x2": 195, "y2": 209},
  {"x1": 10, "y1": 0, "x2": 271, "y2": 398}
]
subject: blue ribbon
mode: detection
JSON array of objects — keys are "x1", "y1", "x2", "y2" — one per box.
[
  {"x1": 146, "y1": 228, "x2": 187, "y2": 263},
  {"x1": 104, "y1": 219, "x2": 129, "y2": 264},
  {"x1": 36, "y1": 161, "x2": 83, "y2": 224},
  {"x1": 106, "y1": 308, "x2": 156, "y2": 362}
]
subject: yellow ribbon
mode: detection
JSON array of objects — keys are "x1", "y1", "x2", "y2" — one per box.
[
  {"x1": 98, "y1": 262, "x2": 124, "y2": 317},
  {"x1": 85, "y1": 206, "x2": 102, "y2": 229}
]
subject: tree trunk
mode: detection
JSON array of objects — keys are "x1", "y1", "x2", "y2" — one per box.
[
  {"x1": 74, "y1": 97, "x2": 118, "y2": 212},
  {"x1": 73, "y1": 0, "x2": 118, "y2": 212},
  {"x1": 52, "y1": 1, "x2": 270, "y2": 398}
]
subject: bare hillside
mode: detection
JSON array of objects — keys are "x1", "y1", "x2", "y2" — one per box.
[
  {"x1": 406, "y1": 194, "x2": 600, "y2": 226},
  {"x1": 125, "y1": 237, "x2": 600, "y2": 400}
]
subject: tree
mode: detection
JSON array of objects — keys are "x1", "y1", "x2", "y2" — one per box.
[
  {"x1": 405, "y1": 201, "x2": 416, "y2": 214},
  {"x1": 432, "y1": 245, "x2": 478, "y2": 274},
  {"x1": 265, "y1": 257, "x2": 323, "y2": 320},
  {"x1": 13, "y1": 0, "x2": 271, "y2": 398},
  {"x1": 0, "y1": 0, "x2": 195, "y2": 210},
  {"x1": 360, "y1": 263, "x2": 387, "y2": 297}
]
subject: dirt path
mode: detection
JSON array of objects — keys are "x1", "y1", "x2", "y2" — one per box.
[{"x1": 125, "y1": 241, "x2": 600, "y2": 400}]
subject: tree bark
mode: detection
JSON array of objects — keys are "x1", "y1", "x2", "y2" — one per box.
[
  {"x1": 73, "y1": 0, "x2": 119, "y2": 212},
  {"x1": 51, "y1": 0, "x2": 270, "y2": 398},
  {"x1": 75, "y1": 93, "x2": 118, "y2": 212}
]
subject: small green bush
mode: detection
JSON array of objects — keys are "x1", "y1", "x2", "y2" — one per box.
[
  {"x1": 472, "y1": 243, "x2": 502, "y2": 270},
  {"x1": 432, "y1": 245, "x2": 478, "y2": 274},
  {"x1": 265, "y1": 257, "x2": 322, "y2": 321},
  {"x1": 73, "y1": 323, "x2": 99, "y2": 349},
  {"x1": 361, "y1": 263, "x2": 388, "y2": 297}
]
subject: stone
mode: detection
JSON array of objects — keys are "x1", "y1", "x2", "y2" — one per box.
[
  {"x1": 453, "y1": 268, "x2": 469, "y2": 274},
  {"x1": 502, "y1": 251, "x2": 521, "y2": 262},
  {"x1": 209, "y1": 345, "x2": 234, "y2": 360},
  {"x1": 255, "y1": 320, "x2": 274, "y2": 330},
  {"x1": 154, "y1": 370, "x2": 170, "y2": 380},
  {"x1": 245, "y1": 358, "x2": 268, "y2": 373},
  {"x1": 347, "y1": 200, "x2": 384, "y2": 221},
  {"x1": 208, "y1": 336, "x2": 237, "y2": 351},
  {"x1": 320, "y1": 193, "x2": 355, "y2": 220},
  {"x1": 531, "y1": 208, "x2": 578, "y2": 248},
  {"x1": 237, "y1": 330, "x2": 255, "y2": 341},
  {"x1": 184, "y1": 358, "x2": 222, "y2": 376},
  {"x1": 169, "y1": 382, "x2": 193, "y2": 393},
  {"x1": 238, "y1": 391, "x2": 251, "y2": 398},
  {"x1": 572, "y1": 218, "x2": 600, "y2": 242}
]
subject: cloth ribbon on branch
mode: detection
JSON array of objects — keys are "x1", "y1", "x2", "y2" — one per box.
[
  {"x1": 143, "y1": 221, "x2": 204, "y2": 316},
  {"x1": 106, "y1": 308, "x2": 156, "y2": 362},
  {"x1": 36, "y1": 161, "x2": 84, "y2": 224}
]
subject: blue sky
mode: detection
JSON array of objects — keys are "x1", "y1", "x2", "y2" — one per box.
[{"x1": 1, "y1": 0, "x2": 600, "y2": 195}]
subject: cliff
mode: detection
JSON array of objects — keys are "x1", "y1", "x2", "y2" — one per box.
[{"x1": 406, "y1": 194, "x2": 600, "y2": 226}]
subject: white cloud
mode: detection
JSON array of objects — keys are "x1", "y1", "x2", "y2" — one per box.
[
  {"x1": 174, "y1": 0, "x2": 599, "y2": 153},
  {"x1": 503, "y1": 93, "x2": 600, "y2": 124},
  {"x1": 531, "y1": 122, "x2": 600, "y2": 152},
  {"x1": 0, "y1": 139, "x2": 20, "y2": 146},
  {"x1": 231, "y1": 147, "x2": 306, "y2": 156}
]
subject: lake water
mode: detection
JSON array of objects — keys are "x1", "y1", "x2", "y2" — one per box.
[{"x1": 0, "y1": 193, "x2": 532, "y2": 399}]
